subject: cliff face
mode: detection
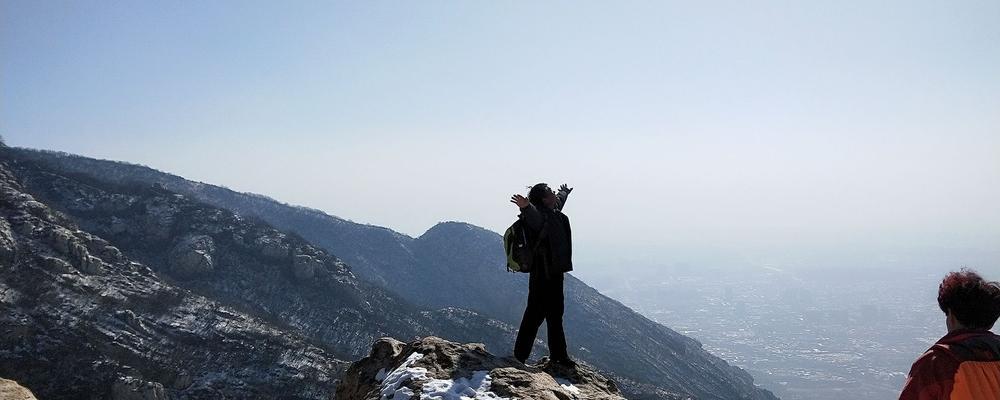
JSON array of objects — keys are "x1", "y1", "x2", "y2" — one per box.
[
  {"x1": 337, "y1": 336, "x2": 631, "y2": 400},
  {"x1": 5, "y1": 147, "x2": 777, "y2": 400},
  {"x1": 0, "y1": 159, "x2": 346, "y2": 399}
]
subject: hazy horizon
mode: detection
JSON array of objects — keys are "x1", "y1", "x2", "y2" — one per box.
[{"x1": 4, "y1": 1, "x2": 998, "y2": 272}]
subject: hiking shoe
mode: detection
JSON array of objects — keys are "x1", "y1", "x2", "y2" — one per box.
[
  {"x1": 504, "y1": 355, "x2": 528, "y2": 365},
  {"x1": 551, "y1": 357, "x2": 577, "y2": 367}
]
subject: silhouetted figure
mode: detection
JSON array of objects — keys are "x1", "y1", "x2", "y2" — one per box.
[
  {"x1": 900, "y1": 269, "x2": 1000, "y2": 400},
  {"x1": 510, "y1": 183, "x2": 575, "y2": 366}
]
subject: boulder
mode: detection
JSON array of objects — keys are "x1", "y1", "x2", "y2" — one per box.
[
  {"x1": 336, "y1": 336, "x2": 625, "y2": 400},
  {"x1": 168, "y1": 235, "x2": 215, "y2": 278},
  {"x1": 115, "y1": 309, "x2": 147, "y2": 333},
  {"x1": 0, "y1": 378, "x2": 37, "y2": 400},
  {"x1": 100, "y1": 245, "x2": 126, "y2": 264}
]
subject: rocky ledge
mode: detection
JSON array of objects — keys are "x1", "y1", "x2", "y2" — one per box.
[{"x1": 337, "y1": 336, "x2": 625, "y2": 400}]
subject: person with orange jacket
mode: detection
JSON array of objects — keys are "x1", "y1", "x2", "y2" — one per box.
[{"x1": 900, "y1": 269, "x2": 1000, "y2": 400}]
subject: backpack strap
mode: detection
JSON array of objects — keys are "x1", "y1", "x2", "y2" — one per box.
[{"x1": 528, "y1": 215, "x2": 549, "y2": 267}]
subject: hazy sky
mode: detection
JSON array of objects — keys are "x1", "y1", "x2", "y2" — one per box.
[{"x1": 3, "y1": 1, "x2": 998, "y2": 270}]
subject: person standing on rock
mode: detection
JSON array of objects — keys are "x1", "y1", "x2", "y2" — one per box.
[{"x1": 510, "y1": 182, "x2": 576, "y2": 366}]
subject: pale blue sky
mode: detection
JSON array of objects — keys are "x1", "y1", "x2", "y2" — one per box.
[{"x1": 3, "y1": 1, "x2": 999, "y2": 271}]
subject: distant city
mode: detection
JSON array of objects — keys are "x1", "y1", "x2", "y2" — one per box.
[{"x1": 582, "y1": 266, "x2": 947, "y2": 400}]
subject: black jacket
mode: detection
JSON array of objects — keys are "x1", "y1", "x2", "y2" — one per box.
[{"x1": 518, "y1": 188, "x2": 572, "y2": 275}]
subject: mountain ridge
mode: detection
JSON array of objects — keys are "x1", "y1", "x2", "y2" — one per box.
[{"x1": 4, "y1": 146, "x2": 777, "y2": 400}]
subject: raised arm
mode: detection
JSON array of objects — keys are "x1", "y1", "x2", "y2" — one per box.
[
  {"x1": 511, "y1": 194, "x2": 544, "y2": 231},
  {"x1": 556, "y1": 184, "x2": 573, "y2": 211}
]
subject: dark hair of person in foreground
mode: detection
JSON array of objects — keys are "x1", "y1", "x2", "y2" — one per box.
[{"x1": 937, "y1": 269, "x2": 1000, "y2": 330}]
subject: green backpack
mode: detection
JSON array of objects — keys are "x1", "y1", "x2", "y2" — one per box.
[{"x1": 502, "y1": 219, "x2": 546, "y2": 273}]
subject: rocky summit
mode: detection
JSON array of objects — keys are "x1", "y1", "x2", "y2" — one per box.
[{"x1": 337, "y1": 336, "x2": 629, "y2": 400}]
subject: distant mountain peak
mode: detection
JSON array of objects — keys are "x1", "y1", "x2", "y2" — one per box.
[{"x1": 419, "y1": 221, "x2": 499, "y2": 243}]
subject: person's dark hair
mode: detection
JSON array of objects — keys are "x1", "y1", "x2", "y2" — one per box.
[
  {"x1": 938, "y1": 268, "x2": 1000, "y2": 329},
  {"x1": 527, "y1": 183, "x2": 550, "y2": 208}
]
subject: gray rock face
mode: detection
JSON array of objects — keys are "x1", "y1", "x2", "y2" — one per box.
[
  {"x1": 37, "y1": 256, "x2": 73, "y2": 274},
  {"x1": 293, "y1": 254, "x2": 321, "y2": 280},
  {"x1": 9, "y1": 215, "x2": 36, "y2": 236},
  {"x1": 141, "y1": 198, "x2": 179, "y2": 240},
  {"x1": 337, "y1": 336, "x2": 626, "y2": 400},
  {"x1": 40, "y1": 225, "x2": 105, "y2": 274},
  {"x1": 168, "y1": 235, "x2": 215, "y2": 278},
  {"x1": 255, "y1": 233, "x2": 289, "y2": 259},
  {"x1": 0, "y1": 218, "x2": 14, "y2": 266},
  {"x1": 45, "y1": 226, "x2": 74, "y2": 255},
  {"x1": 0, "y1": 159, "x2": 348, "y2": 399},
  {"x1": 0, "y1": 378, "x2": 37, "y2": 400},
  {"x1": 80, "y1": 254, "x2": 106, "y2": 274}
]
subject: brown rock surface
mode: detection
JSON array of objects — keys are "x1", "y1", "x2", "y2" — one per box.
[{"x1": 0, "y1": 378, "x2": 38, "y2": 400}]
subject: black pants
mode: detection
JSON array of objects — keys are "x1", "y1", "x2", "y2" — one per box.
[{"x1": 513, "y1": 270, "x2": 568, "y2": 361}]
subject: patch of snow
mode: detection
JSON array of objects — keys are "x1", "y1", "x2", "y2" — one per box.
[
  {"x1": 377, "y1": 353, "x2": 511, "y2": 400},
  {"x1": 278, "y1": 349, "x2": 312, "y2": 370},
  {"x1": 420, "y1": 370, "x2": 512, "y2": 400},
  {"x1": 555, "y1": 378, "x2": 581, "y2": 395},
  {"x1": 380, "y1": 352, "x2": 428, "y2": 399},
  {"x1": 390, "y1": 386, "x2": 415, "y2": 400}
]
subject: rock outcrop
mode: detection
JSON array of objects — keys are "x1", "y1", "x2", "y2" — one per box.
[
  {"x1": 0, "y1": 378, "x2": 37, "y2": 400},
  {"x1": 0, "y1": 218, "x2": 15, "y2": 266},
  {"x1": 293, "y1": 253, "x2": 322, "y2": 280},
  {"x1": 338, "y1": 336, "x2": 627, "y2": 400},
  {"x1": 168, "y1": 234, "x2": 215, "y2": 278}
]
